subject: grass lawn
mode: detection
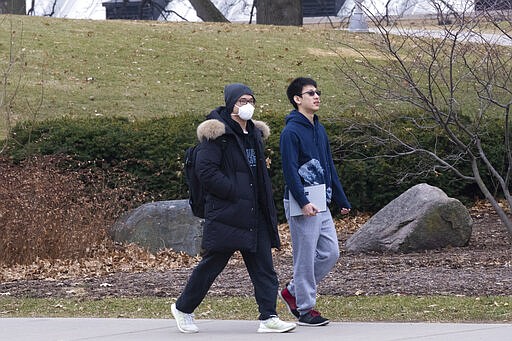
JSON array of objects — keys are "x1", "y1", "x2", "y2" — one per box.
[
  {"x1": 0, "y1": 14, "x2": 368, "y2": 139},
  {"x1": 1, "y1": 296, "x2": 511, "y2": 322}
]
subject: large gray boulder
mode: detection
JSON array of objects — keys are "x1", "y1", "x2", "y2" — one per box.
[
  {"x1": 345, "y1": 183, "x2": 473, "y2": 253},
  {"x1": 109, "y1": 200, "x2": 203, "y2": 255}
]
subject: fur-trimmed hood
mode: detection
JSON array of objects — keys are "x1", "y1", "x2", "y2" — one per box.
[
  {"x1": 196, "y1": 119, "x2": 271, "y2": 142},
  {"x1": 193, "y1": 113, "x2": 280, "y2": 251}
]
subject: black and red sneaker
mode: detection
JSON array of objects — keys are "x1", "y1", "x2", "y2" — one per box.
[
  {"x1": 298, "y1": 310, "x2": 329, "y2": 326},
  {"x1": 278, "y1": 285, "x2": 300, "y2": 319}
]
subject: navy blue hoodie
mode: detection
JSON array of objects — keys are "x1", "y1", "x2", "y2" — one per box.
[{"x1": 280, "y1": 110, "x2": 351, "y2": 210}]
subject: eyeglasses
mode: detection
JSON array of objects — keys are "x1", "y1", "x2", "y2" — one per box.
[
  {"x1": 300, "y1": 90, "x2": 321, "y2": 97},
  {"x1": 238, "y1": 98, "x2": 255, "y2": 105}
]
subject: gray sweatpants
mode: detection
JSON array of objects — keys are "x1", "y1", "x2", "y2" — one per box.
[{"x1": 284, "y1": 199, "x2": 340, "y2": 315}]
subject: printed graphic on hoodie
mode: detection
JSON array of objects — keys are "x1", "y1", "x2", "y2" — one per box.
[
  {"x1": 246, "y1": 148, "x2": 257, "y2": 168},
  {"x1": 298, "y1": 159, "x2": 333, "y2": 203}
]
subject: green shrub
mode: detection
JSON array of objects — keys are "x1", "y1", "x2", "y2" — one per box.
[
  {"x1": 327, "y1": 110, "x2": 503, "y2": 211},
  {"x1": 7, "y1": 115, "x2": 203, "y2": 202},
  {"x1": 4, "y1": 112, "x2": 505, "y2": 222}
]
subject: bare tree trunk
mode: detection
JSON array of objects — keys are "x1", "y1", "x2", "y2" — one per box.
[
  {"x1": 257, "y1": 0, "x2": 302, "y2": 26},
  {"x1": 27, "y1": 0, "x2": 35, "y2": 15},
  {"x1": 471, "y1": 158, "x2": 512, "y2": 235},
  {"x1": 384, "y1": 0, "x2": 391, "y2": 26},
  {"x1": 189, "y1": 0, "x2": 229, "y2": 22}
]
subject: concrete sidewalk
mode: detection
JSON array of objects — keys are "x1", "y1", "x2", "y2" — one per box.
[{"x1": 2, "y1": 318, "x2": 512, "y2": 341}]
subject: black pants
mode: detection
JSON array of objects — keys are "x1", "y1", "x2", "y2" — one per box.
[{"x1": 175, "y1": 218, "x2": 278, "y2": 320}]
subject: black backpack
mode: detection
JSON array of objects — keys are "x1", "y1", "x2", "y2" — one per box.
[
  {"x1": 184, "y1": 144, "x2": 205, "y2": 218},
  {"x1": 184, "y1": 138, "x2": 227, "y2": 219}
]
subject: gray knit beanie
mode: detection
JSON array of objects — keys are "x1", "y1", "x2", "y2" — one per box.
[{"x1": 224, "y1": 83, "x2": 255, "y2": 114}]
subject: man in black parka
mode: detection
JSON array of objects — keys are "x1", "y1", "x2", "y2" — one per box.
[{"x1": 171, "y1": 83, "x2": 296, "y2": 334}]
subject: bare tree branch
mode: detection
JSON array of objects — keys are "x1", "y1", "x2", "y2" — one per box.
[
  {"x1": 335, "y1": 2, "x2": 512, "y2": 235},
  {"x1": 189, "y1": 0, "x2": 229, "y2": 22},
  {"x1": 1, "y1": 16, "x2": 43, "y2": 153}
]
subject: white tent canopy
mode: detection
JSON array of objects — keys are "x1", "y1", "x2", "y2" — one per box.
[
  {"x1": 338, "y1": 0, "x2": 476, "y2": 18},
  {"x1": 26, "y1": 0, "x2": 479, "y2": 21},
  {"x1": 27, "y1": 0, "x2": 106, "y2": 19},
  {"x1": 25, "y1": 0, "x2": 252, "y2": 21}
]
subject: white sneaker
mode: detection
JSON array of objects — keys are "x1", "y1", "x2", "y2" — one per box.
[
  {"x1": 171, "y1": 303, "x2": 199, "y2": 333},
  {"x1": 257, "y1": 316, "x2": 296, "y2": 333}
]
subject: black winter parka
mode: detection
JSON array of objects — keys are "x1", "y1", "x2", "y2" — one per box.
[{"x1": 195, "y1": 107, "x2": 280, "y2": 253}]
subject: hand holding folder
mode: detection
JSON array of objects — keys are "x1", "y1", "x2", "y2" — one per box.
[{"x1": 289, "y1": 184, "x2": 327, "y2": 216}]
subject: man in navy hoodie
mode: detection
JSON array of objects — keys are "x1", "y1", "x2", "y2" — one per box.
[{"x1": 279, "y1": 77, "x2": 351, "y2": 326}]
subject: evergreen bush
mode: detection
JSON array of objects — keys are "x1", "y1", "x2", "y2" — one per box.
[
  {"x1": 4, "y1": 113, "x2": 504, "y2": 221},
  {"x1": 7, "y1": 115, "x2": 203, "y2": 202}
]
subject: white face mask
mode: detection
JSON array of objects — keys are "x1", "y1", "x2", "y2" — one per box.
[{"x1": 234, "y1": 103, "x2": 255, "y2": 121}]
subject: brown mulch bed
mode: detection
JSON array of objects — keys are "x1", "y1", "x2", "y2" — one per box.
[{"x1": 1, "y1": 206, "x2": 511, "y2": 299}]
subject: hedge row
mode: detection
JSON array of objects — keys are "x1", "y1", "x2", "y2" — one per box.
[{"x1": 5, "y1": 112, "x2": 501, "y2": 221}]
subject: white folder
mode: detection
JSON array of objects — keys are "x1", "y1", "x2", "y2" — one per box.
[{"x1": 289, "y1": 184, "x2": 327, "y2": 216}]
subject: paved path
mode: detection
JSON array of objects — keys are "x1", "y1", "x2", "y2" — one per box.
[
  {"x1": 378, "y1": 27, "x2": 512, "y2": 46},
  {"x1": 2, "y1": 318, "x2": 512, "y2": 340}
]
